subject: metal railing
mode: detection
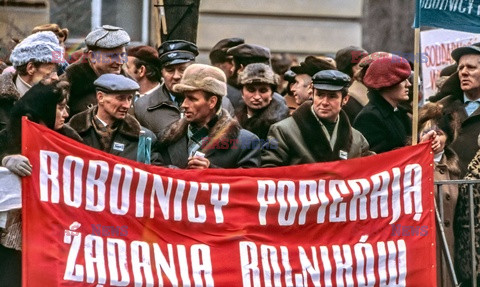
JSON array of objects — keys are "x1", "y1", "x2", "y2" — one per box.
[{"x1": 435, "y1": 179, "x2": 480, "y2": 287}]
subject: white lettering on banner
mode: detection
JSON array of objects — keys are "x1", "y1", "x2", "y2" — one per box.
[
  {"x1": 63, "y1": 231, "x2": 214, "y2": 286},
  {"x1": 239, "y1": 239, "x2": 407, "y2": 287},
  {"x1": 257, "y1": 165, "x2": 423, "y2": 226},
  {"x1": 39, "y1": 150, "x2": 229, "y2": 224}
]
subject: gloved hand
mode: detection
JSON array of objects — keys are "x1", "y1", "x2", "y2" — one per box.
[{"x1": 2, "y1": 154, "x2": 32, "y2": 177}]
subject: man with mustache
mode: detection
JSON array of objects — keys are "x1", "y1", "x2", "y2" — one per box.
[{"x1": 68, "y1": 74, "x2": 156, "y2": 161}]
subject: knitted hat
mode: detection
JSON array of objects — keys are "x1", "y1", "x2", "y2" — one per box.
[
  {"x1": 239, "y1": 63, "x2": 278, "y2": 86},
  {"x1": 291, "y1": 55, "x2": 336, "y2": 77},
  {"x1": 85, "y1": 25, "x2": 130, "y2": 50},
  {"x1": 9, "y1": 31, "x2": 62, "y2": 67},
  {"x1": 362, "y1": 55, "x2": 411, "y2": 89},
  {"x1": 173, "y1": 64, "x2": 227, "y2": 97},
  {"x1": 32, "y1": 23, "x2": 69, "y2": 42},
  {"x1": 209, "y1": 37, "x2": 244, "y2": 64},
  {"x1": 335, "y1": 46, "x2": 368, "y2": 77}
]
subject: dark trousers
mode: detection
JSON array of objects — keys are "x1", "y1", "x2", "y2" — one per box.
[{"x1": 0, "y1": 244, "x2": 21, "y2": 287}]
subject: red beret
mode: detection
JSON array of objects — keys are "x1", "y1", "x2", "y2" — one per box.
[{"x1": 362, "y1": 55, "x2": 411, "y2": 89}]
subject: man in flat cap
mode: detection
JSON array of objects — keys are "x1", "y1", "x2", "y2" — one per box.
[
  {"x1": 262, "y1": 70, "x2": 372, "y2": 167},
  {"x1": 134, "y1": 40, "x2": 234, "y2": 138},
  {"x1": 157, "y1": 64, "x2": 261, "y2": 169},
  {"x1": 125, "y1": 45, "x2": 161, "y2": 101},
  {"x1": 68, "y1": 73, "x2": 157, "y2": 161},
  {"x1": 290, "y1": 55, "x2": 337, "y2": 106},
  {"x1": 436, "y1": 43, "x2": 480, "y2": 177},
  {"x1": 0, "y1": 31, "x2": 62, "y2": 132},
  {"x1": 63, "y1": 25, "x2": 130, "y2": 118}
]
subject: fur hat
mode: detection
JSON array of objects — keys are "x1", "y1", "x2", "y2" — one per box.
[
  {"x1": 362, "y1": 54, "x2": 411, "y2": 89},
  {"x1": 239, "y1": 63, "x2": 278, "y2": 86},
  {"x1": 173, "y1": 64, "x2": 227, "y2": 97},
  {"x1": 209, "y1": 37, "x2": 244, "y2": 64},
  {"x1": 9, "y1": 31, "x2": 62, "y2": 67},
  {"x1": 291, "y1": 55, "x2": 336, "y2": 77},
  {"x1": 418, "y1": 102, "x2": 460, "y2": 146},
  {"x1": 32, "y1": 23, "x2": 69, "y2": 42}
]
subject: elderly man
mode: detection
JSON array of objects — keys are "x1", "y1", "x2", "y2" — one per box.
[
  {"x1": 261, "y1": 70, "x2": 372, "y2": 167},
  {"x1": 64, "y1": 25, "x2": 130, "y2": 117},
  {"x1": 290, "y1": 55, "x2": 337, "y2": 106},
  {"x1": 157, "y1": 64, "x2": 261, "y2": 169},
  {"x1": 438, "y1": 43, "x2": 480, "y2": 176},
  {"x1": 0, "y1": 31, "x2": 62, "y2": 132},
  {"x1": 68, "y1": 74, "x2": 156, "y2": 161}
]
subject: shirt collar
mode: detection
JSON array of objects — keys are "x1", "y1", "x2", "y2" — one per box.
[
  {"x1": 463, "y1": 93, "x2": 480, "y2": 103},
  {"x1": 15, "y1": 75, "x2": 31, "y2": 97}
]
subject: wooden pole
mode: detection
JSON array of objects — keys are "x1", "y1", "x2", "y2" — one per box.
[
  {"x1": 159, "y1": 0, "x2": 168, "y2": 35},
  {"x1": 153, "y1": 0, "x2": 162, "y2": 47},
  {"x1": 412, "y1": 27, "x2": 420, "y2": 145}
]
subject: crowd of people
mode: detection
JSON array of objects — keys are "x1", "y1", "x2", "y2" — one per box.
[{"x1": 0, "y1": 22, "x2": 480, "y2": 286}]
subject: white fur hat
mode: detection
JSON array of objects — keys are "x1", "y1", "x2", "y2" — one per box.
[
  {"x1": 10, "y1": 31, "x2": 62, "y2": 67},
  {"x1": 173, "y1": 64, "x2": 227, "y2": 97}
]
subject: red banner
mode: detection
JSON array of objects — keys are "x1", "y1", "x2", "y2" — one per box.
[{"x1": 21, "y1": 118, "x2": 436, "y2": 286}]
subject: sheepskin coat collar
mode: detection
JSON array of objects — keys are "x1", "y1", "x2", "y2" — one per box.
[{"x1": 235, "y1": 94, "x2": 290, "y2": 139}]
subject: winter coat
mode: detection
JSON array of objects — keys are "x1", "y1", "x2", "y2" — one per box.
[
  {"x1": 0, "y1": 72, "x2": 20, "y2": 133},
  {"x1": 434, "y1": 148, "x2": 460, "y2": 287},
  {"x1": 235, "y1": 94, "x2": 289, "y2": 140},
  {"x1": 353, "y1": 90, "x2": 411, "y2": 153},
  {"x1": 439, "y1": 81, "x2": 480, "y2": 177},
  {"x1": 454, "y1": 148, "x2": 480, "y2": 283},
  {"x1": 134, "y1": 84, "x2": 235, "y2": 138},
  {"x1": 68, "y1": 106, "x2": 157, "y2": 162},
  {"x1": 63, "y1": 61, "x2": 129, "y2": 118},
  {"x1": 157, "y1": 109, "x2": 261, "y2": 168},
  {"x1": 261, "y1": 103, "x2": 373, "y2": 167}
]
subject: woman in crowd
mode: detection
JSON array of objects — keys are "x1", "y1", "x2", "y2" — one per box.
[
  {"x1": 418, "y1": 102, "x2": 460, "y2": 287},
  {"x1": 353, "y1": 54, "x2": 412, "y2": 153},
  {"x1": 235, "y1": 63, "x2": 289, "y2": 140},
  {"x1": 0, "y1": 80, "x2": 82, "y2": 286}
]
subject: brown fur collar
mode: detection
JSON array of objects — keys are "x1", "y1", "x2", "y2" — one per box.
[
  {"x1": 68, "y1": 106, "x2": 141, "y2": 138},
  {"x1": 442, "y1": 147, "x2": 461, "y2": 178},
  {"x1": 160, "y1": 109, "x2": 241, "y2": 148},
  {"x1": 235, "y1": 95, "x2": 290, "y2": 139},
  {"x1": 0, "y1": 72, "x2": 20, "y2": 102},
  {"x1": 292, "y1": 103, "x2": 352, "y2": 162}
]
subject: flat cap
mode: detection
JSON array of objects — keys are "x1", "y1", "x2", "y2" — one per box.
[
  {"x1": 209, "y1": 37, "x2": 245, "y2": 64},
  {"x1": 451, "y1": 42, "x2": 480, "y2": 62},
  {"x1": 227, "y1": 44, "x2": 271, "y2": 61},
  {"x1": 291, "y1": 55, "x2": 336, "y2": 77},
  {"x1": 85, "y1": 25, "x2": 130, "y2": 49},
  {"x1": 94, "y1": 73, "x2": 139, "y2": 94},
  {"x1": 158, "y1": 40, "x2": 199, "y2": 67},
  {"x1": 127, "y1": 45, "x2": 161, "y2": 66},
  {"x1": 312, "y1": 70, "x2": 351, "y2": 91}
]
